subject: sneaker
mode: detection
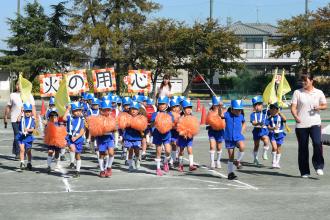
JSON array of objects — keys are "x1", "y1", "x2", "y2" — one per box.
[
  {"x1": 169, "y1": 162, "x2": 174, "y2": 170},
  {"x1": 121, "y1": 152, "x2": 126, "y2": 160},
  {"x1": 20, "y1": 162, "x2": 25, "y2": 170},
  {"x1": 316, "y1": 169, "x2": 324, "y2": 176},
  {"x1": 262, "y1": 152, "x2": 268, "y2": 160},
  {"x1": 46, "y1": 166, "x2": 51, "y2": 174},
  {"x1": 178, "y1": 164, "x2": 184, "y2": 172},
  {"x1": 99, "y1": 171, "x2": 106, "y2": 178},
  {"x1": 125, "y1": 160, "x2": 129, "y2": 166},
  {"x1": 135, "y1": 159, "x2": 141, "y2": 170},
  {"x1": 26, "y1": 163, "x2": 32, "y2": 171},
  {"x1": 234, "y1": 160, "x2": 243, "y2": 169},
  {"x1": 301, "y1": 174, "x2": 310, "y2": 178},
  {"x1": 228, "y1": 172, "x2": 238, "y2": 180},
  {"x1": 210, "y1": 161, "x2": 215, "y2": 170},
  {"x1": 69, "y1": 163, "x2": 75, "y2": 169},
  {"x1": 72, "y1": 171, "x2": 80, "y2": 178},
  {"x1": 272, "y1": 163, "x2": 277, "y2": 169},
  {"x1": 276, "y1": 163, "x2": 281, "y2": 169},
  {"x1": 156, "y1": 168, "x2": 163, "y2": 176},
  {"x1": 141, "y1": 154, "x2": 147, "y2": 161},
  {"x1": 60, "y1": 155, "x2": 66, "y2": 161},
  {"x1": 106, "y1": 168, "x2": 112, "y2": 177},
  {"x1": 129, "y1": 166, "x2": 134, "y2": 172},
  {"x1": 216, "y1": 161, "x2": 221, "y2": 169},
  {"x1": 189, "y1": 165, "x2": 197, "y2": 171},
  {"x1": 253, "y1": 158, "x2": 260, "y2": 166},
  {"x1": 163, "y1": 162, "x2": 169, "y2": 172}
]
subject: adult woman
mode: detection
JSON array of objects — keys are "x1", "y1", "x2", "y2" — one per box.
[
  {"x1": 291, "y1": 73, "x2": 327, "y2": 178},
  {"x1": 156, "y1": 75, "x2": 172, "y2": 98},
  {"x1": 4, "y1": 81, "x2": 36, "y2": 158}
]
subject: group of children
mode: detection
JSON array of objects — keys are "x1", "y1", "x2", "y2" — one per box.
[{"x1": 16, "y1": 93, "x2": 287, "y2": 180}]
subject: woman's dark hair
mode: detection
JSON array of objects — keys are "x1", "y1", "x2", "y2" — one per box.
[
  {"x1": 49, "y1": 111, "x2": 58, "y2": 117},
  {"x1": 159, "y1": 75, "x2": 172, "y2": 91},
  {"x1": 13, "y1": 79, "x2": 19, "y2": 92},
  {"x1": 300, "y1": 73, "x2": 314, "y2": 81}
]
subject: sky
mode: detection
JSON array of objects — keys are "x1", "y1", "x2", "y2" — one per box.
[{"x1": 0, "y1": 0, "x2": 328, "y2": 50}]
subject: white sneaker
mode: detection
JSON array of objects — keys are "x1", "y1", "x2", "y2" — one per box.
[
  {"x1": 135, "y1": 159, "x2": 141, "y2": 170},
  {"x1": 301, "y1": 174, "x2": 310, "y2": 178},
  {"x1": 316, "y1": 169, "x2": 324, "y2": 176},
  {"x1": 262, "y1": 152, "x2": 268, "y2": 160},
  {"x1": 216, "y1": 161, "x2": 221, "y2": 169},
  {"x1": 210, "y1": 161, "x2": 215, "y2": 169}
]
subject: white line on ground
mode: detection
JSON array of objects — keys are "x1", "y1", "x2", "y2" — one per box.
[
  {"x1": 183, "y1": 158, "x2": 259, "y2": 190},
  {"x1": 62, "y1": 178, "x2": 71, "y2": 192}
]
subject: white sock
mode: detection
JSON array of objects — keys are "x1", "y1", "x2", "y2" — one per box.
[
  {"x1": 164, "y1": 156, "x2": 170, "y2": 164},
  {"x1": 69, "y1": 152, "x2": 75, "y2": 163},
  {"x1": 107, "y1": 156, "x2": 114, "y2": 168},
  {"x1": 179, "y1": 156, "x2": 183, "y2": 165},
  {"x1": 55, "y1": 158, "x2": 59, "y2": 167},
  {"x1": 76, "y1": 160, "x2": 81, "y2": 172},
  {"x1": 114, "y1": 132, "x2": 119, "y2": 147},
  {"x1": 94, "y1": 140, "x2": 97, "y2": 148},
  {"x1": 237, "y1": 151, "x2": 245, "y2": 162},
  {"x1": 126, "y1": 151, "x2": 129, "y2": 160},
  {"x1": 253, "y1": 151, "x2": 258, "y2": 160},
  {"x1": 276, "y1": 154, "x2": 281, "y2": 164},
  {"x1": 60, "y1": 148, "x2": 65, "y2": 156},
  {"x1": 188, "y1": 154, "x2": 194, "y2": 166},
  {"x1": 216, "y1": 151, "x2": 222, "y2": 162},
  {"x1": 146, "y1": 134, "x2": 150, "y2": 143},
  {"x1": 47, "y1": 156, "x2": 52, "y2": 167},
  {"x1": 96, "y1": 151, "x2": 99, "y2": 158},
  {"x1": 263, "y1": 145, "x2": 269, "y2": 151},
  {"x1": 123, "y1": 147, "x2": 127, "y2": 153},
  {"x1": 142, "y1": 151, "x2": 146, "y2": 156},
  {"x1": 155, "y1": 158, "x2": 161, "y2": 169},
  {"x1": 228, "y1": 161, "x2": 234, "y2": 174},
  {"x1": 128, "y1": 159, "x2": 133, "y2": 167},
  {"x1": 171, "y1": 151, "x2": 177, "y2": 162},
  {"x1": 98, "y1": 158, "x2": 104, "y2": 171},
  {"x1": 272, "y1": 152, "x2": 277, "y2": 164},
  {"x1": 210, "y1": 150, "x2": 215, "y2": 163}
]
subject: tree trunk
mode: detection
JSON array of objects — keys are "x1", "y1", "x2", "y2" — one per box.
[
  {"x1": 151, "y1": 68, "x2": 161, "y2": 99},
  {"x1": 183, "y1": 70, "x2": 194, "y2": 97}
]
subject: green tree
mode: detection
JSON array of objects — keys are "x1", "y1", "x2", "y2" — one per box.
[
  {"x1": 271, "y1": 3, "x2": 330, "y2": 75},
  {"x1": 0, "y1": 1, "x2": 83, "y2": 81}
]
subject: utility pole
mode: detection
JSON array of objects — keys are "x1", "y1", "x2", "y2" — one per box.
[
  {"x1": 17, "y1": 0, "x2": 21, "y2": 15},
  {"x1": 209, "y1": 0, "x2": 213, "y2": 21},
  {"x1": 305, "y1": 0, "x2": 308, "y2": 14}
]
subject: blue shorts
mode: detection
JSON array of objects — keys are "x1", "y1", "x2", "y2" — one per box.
[
  {"x1": 208, "y1": 129, "x2": 224, "y2": 143},
  {"x1": 171, "y1": 129, "x2": 179, "y2": 143},
  {"x1": 152, "y1": 130, "x2": 171, "y2": 146},
  {"x1": 66, "y1": 135, "x2": 84, "y2": 146},
  {"x1": 177, "y1": 136, "x2": 193, "y2": 148},
  {"x1": 74, "y1": 143, "x2": 83, "y2": 153},
  {"x1": 97, "y1": 135, "x2": 114, "y2": 152},
  {"x1": 48, "y1": 146, "x2": 61, "y2": 152},
  {"x1": 225, "y1": 140, "x2": 243, "y2": 149},
  {"x1": 269, "y1": 132, "x2": 286, "y2": 145},
  {"x1": 252, "y1": 127, "x2": 269, "y2": 141},
  {"x1": 16, "y1": 134, "x2": 34, "y2": 149},
  {"x1": 124, "y1": 140, "x2": 141, "y2": 149}
]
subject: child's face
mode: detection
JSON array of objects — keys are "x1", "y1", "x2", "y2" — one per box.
[
  {"x1": 130, "y1": 108, "x2": 139, "y2": 117},
  {"x1": 254, "y1": 103, "x2": 263, "y2": 111},
  {"x1": 24, "y1": 111, "x2": 32, "y2": 117},
  {"x1": 269, "y1": 108, "x2": 279, "y2": 116},
  {"x1": 49, "y1": 116, "x2": 58, "y2": 123},
  {"x1": 232, "y1": 109, "x2": 242, "y2": 116},
  {"x1": 158, "y1": 103, "x2": 167, "y2": 111},
  {"x1": 184, "y1": 107, "x2": 192, "y2": 115},
  {"x1": 101, "y1": 108, "x2": 111, "y2": 116},
  {"x1": 171, "y1": 106, "x2": 180, "y2": 113},
  {"x1": 72, "y1": 109, "x2": 81, "y2": 117},
  {"x1": 213, "y1": 105, "x2": 220, "y2": 111},
  {"x1": 123, "y1": 104, "x2": 130, "y2": 111},
  {"x1": 112, "y1": 102, "x2": 117, "y2": 108},
  {"x1": 91, "y1": 104, "x2": 99, "y2": 110}
]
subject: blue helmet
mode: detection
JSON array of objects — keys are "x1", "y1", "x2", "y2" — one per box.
[
  {"x1": 157, "y1": 96, "x2": 169, "y2": 105},
  {"x1": 116, "y1": 97, "x2": 122, "y2": 104},
  {"x1": 23, "y1": 102, "x2": 33, "y2": 111},
  {"x1": 101, "y1": 96, "x2": 109, "y2": 101},
  {"x1": 82, "y1": 93, "x2": 88, "y2": 100},
  {"x1": 91, "y1": 98, "x2": 100, "y2": 105},
  {"x1": 100, "y1": 100, "x2": 112, "y2": 109},
  {"x1": 87, "y1": 93, "x2": 94, "y2": 100},
  {"x1": 181, "y1": 100, "x2": 193, "y2": 108},
  {"x1": 71, "y1": 102, "x2": 82, "y2": 111},
  {"x1": 130, "y1": 101, "x2": 140, "y2": 110},
  {"x1": 147, "y1": 98, "x2": 154, "y2": 105},
  {"x1": 143, "y1": 96, "x2": 148, "y2": 102},
  {"x1": 178, "y1": 96, "x2": 186, "y2": 103},
  {"x1": 231, "y1": 100, "x2": 244, "y2": 110},
  {"x1": 169, "y1": 98, "x2": 180, "y2": 108},
  {"x1": 252, "y1": 96, "x2": 263, "y2": 105},
  {"x1": 269, "y1": 102, "x2": 280, "y2": 110},
  {"x1": 171, "y1": 96, "x2": 178, "y2": 100},
  {"x1": 212, "y1": 96, "x2": 222, "y2": 106},
  {"x1": 122, "y1": 97, "x2": 131, "y2": 106},
  {"x1": 111, "y1": 95, "x2": 118, "y2": 103},
  {"x1": 133, "y1": 95, "x2": 144, "y2": 103},
  {"x1": 49, "y1": 97, "x2": 55, "y2": 105}
]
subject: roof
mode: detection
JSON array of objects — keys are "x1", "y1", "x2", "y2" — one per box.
[{"x1": 228, "y1": 21, "x2": 282, "y2": 37}]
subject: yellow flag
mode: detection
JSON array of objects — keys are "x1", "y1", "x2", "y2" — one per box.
[
  {"x1": 277, "y1": 69, "x2": 291, "y2": 107},
  {"x1": 55, "y1": 75, "x2": 70, "y2": 117},
  {"x1": 263, "y1": 68, "x2": 278, "y2": 105},
  {"x1": 19, "y1": 73, "x2": 33, "y2": 103}
]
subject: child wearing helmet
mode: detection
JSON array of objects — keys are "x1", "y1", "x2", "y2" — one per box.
[
  {"x1": 87, "y1": 98, "x2": 100, "y2": 156},
  {"x1": 16, "y1": 103, "x2": 36, "y2": 170},
  {"x1": 222, "y1": 100, "x2": 246, "y2": 180},
  {"x1": 168, "y1": 97, "x2": 181, "y2": 169},
  {"x1": 63, "y1": 102, "x2": 85, "y2": 178}
]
